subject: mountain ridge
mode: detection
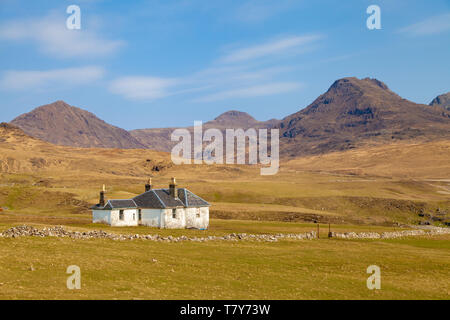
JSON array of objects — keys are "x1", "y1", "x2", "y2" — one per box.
[
  {"x1": 277, "y1": 77, "x2": 450, "y2": 156},
  {"x1": 10, "y1": 101, "x2": 145, "y2": 149},
  {"x1": 7, "y1": 77, "x2": 450, "y2": 157}
]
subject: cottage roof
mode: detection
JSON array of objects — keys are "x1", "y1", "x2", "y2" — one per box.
[
  {"x1": 133, "y1": 188, "x2": 210, "y2": 209},
  {"x1": 105, "y1": 199, "x2": 138, "y2": 209},
  {"x1": 93, "y1": 188, "x2": 209, "y2": 210}
]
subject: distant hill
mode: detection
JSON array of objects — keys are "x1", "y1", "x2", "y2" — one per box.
[
  {"x1": 0, "y1": 122, "x2": 170, "y2": 175},
  {"x1": 0, "y1": 122, "x2": 46, "y2": 147},
  {"x1": 430, "y1": 92, "x2": 450, "y2": 111},
  {"x1": 285, "y1": 140, "x2": 450, "y2": 178},
  {"x1": 130, "y1": 110, "x2": 279, "y2": 152},
  {"x1": 205, "y1": 110, "x2": 279, "y2": 129},
  {"x1": 277, "y1": 77, "x2": 450, "y2": 157},
  {"x1": 0, "y1": 122, "x2": 59, "y2": 173},
  {"x1": 10, "y1": 101, "x2": 145, "y2": 149}
]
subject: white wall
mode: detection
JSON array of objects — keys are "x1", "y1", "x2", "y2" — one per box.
[
  {"x1": 163, "y1": 208, "x2": 187, "y2": 229},
  {"x1": 185, "y1": 207, "x2": 209, "y2": 229},
  {"x1": 92, "y1": 206, "x2": 209, "y2": 229},
  {"x1": 110, "y1": 209, "x2": 138, "y2": 227},
  {"x1": 140, "y1": 209, "x2": 163, "y2": 227}
]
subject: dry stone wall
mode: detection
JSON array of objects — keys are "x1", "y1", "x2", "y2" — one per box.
[
  {"x1": 0, "y1": 225, "x2": 316, "y2": 242},
  {"x1": 328, "y1": 227, "x2": 450, "y2": 239},
  {"x1": 1, "y1": 225, "x2": 448, "y2": 242}
]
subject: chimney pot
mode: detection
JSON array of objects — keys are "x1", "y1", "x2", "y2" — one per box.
[
  {"x1": 169, "y1": 177, "x2": 177, "y2": 198},
  {"x1": 145, "y1": 178, "x2": 152, "y2": 192},
  {"x1": 99, "y1": 185, "x2": 105, "y2": 207}
]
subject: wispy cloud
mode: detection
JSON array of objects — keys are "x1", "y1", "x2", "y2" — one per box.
[
  {"x1": 0, "y1": 12, "x2": 124, "y2": 58},
  {"x1": 191, "y1": 65, "x2": 291, "y2": 85},
  {"x1": 220, "y1": 34, "x2": 322, "y2": 64},
  {"x1": 193, "y1": 82, "x2": 303, "y2": 102},
  {"x1": 398, "y1": 13, "x2": 450, "y2": 36},
  {"x1": 109, "y1": 76, "x2": 178, "y2": 100},
  {"x1": 234, "y1": 0, "x2": 298, "y2": 23},
  {"x1": 0, "y1": 66, "x2": 105, "y2": 91},
  {"x1": 109, "y1": 65, "x2": 294, "y2": 102},
  {"x1": 109, "y1": 33, "x2": 319, "y2": 102}
]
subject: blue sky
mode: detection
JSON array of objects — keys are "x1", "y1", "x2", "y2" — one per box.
[{"x1": 0, "y1": 0, "x2": 449, "y2": 130}]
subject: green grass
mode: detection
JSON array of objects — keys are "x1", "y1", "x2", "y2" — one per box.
[{"x1": 0, "y1": 234, "x2": 448, "y2": 299}]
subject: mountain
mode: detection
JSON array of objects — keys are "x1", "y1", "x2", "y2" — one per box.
[
  {"x1": 132, "y1": 78, "x2": 450, "y2": 156},
  {"x1": 130, "y1": 110, "x2": 279, "y2": 152},
  {"x1": 205, "y1": 110, "x2": 279, "y2": 129},
  {"x1": 10, "y1": 101, "x2": 145, "y2": 149},
  {"x1": 8, "y1": 78, "x2": 450, "y2": 157},
  {"x1": 277, "y1": 77, "x2": 450, "y2": 157},
  {"x1": 430, "y1": 92, "x2": 450, "y2": 111}
]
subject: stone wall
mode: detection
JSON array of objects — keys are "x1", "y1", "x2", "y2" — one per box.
[
  {"x1": 328, "y1": 227, "x2": 450, "y2": 239},
  {"x1": 2, "y1": 225, "x2": 448, "y2": 242},
  {"x1": 0, "y1": 225, "x2": 315, "y2": 242}
]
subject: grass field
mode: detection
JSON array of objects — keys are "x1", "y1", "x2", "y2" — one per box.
[
  {"x1": 1, "y1": 166, "x2": 449, "y2": 227},
  {"x1": 0, "y1": 231, "x2": 448, "y2": 299},
  {"x1": 0, "y1": 127, "x2": 449, "y2": 299}
]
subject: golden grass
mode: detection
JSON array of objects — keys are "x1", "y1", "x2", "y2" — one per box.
[
  {"x1": 285, "y1": 140, "x2": 450, "y2": 179},
  {"x1": 0, "y1": 234, "x2": 448, "y2": 299},
  {"x1": 0, "y1": 129, "x2": 449, "y2": 299}
]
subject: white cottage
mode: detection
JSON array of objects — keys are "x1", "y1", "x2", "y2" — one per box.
[{"x1": 91, "y1": 178, "x2": 210, "y2": 229}]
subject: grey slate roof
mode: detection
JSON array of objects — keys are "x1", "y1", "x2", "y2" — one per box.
[
  {"x1": 182, "y1": 189, "x2": 210, "y2": 207},
  {"x1": 93, "y1": 188, "x2": 209, "y2": 210},
  {"x1": 133, "y1": 190, "x2": 167, "y2": 209},
  {"x1": 133, "y1": 188, "x2": 210, "y2": 209},
  {"x1": 107, "y1": 199, "x2": 137, "y2": 209},
  {"x1": 91, "y1": 199, "x2": 137, "y2": 210}
]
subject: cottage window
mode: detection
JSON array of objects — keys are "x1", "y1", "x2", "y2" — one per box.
[
  {"x1": 196, "y1": 208, "x2": 200, "y2": 218},
  {"x1": 119, "y1": 210, "x2": 124, "y2": 220},
  {"x1": 138, "y1": 209, "x2": 142, "y2": 221},
  {"x1": 172, "y1": 208, "x2": 177, "y2": 219},
  {"x1": 133, "y1": 213, "x2": 136, "y2": 220}
]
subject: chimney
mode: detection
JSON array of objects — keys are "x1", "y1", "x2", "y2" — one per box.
[
  {"x1": 169, "y1": 177, "x2": 177, "y2": 198},
  {"x1": 145, "y1": 178, "x2": 152, "y2": 192},
  {"x1": 99, "y1": 184, "x2": 106, "y2": 207}
]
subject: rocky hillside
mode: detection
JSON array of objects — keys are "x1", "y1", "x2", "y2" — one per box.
[
  {"x1": 10, "y1": 101, "x2": 145, "y2": 149},
  {"x1": 277, "y1": 77, "x2": 450, "y2": 157},
  {"x1": 430, "y1": 92, "x2": 450, "y2": 111}
]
